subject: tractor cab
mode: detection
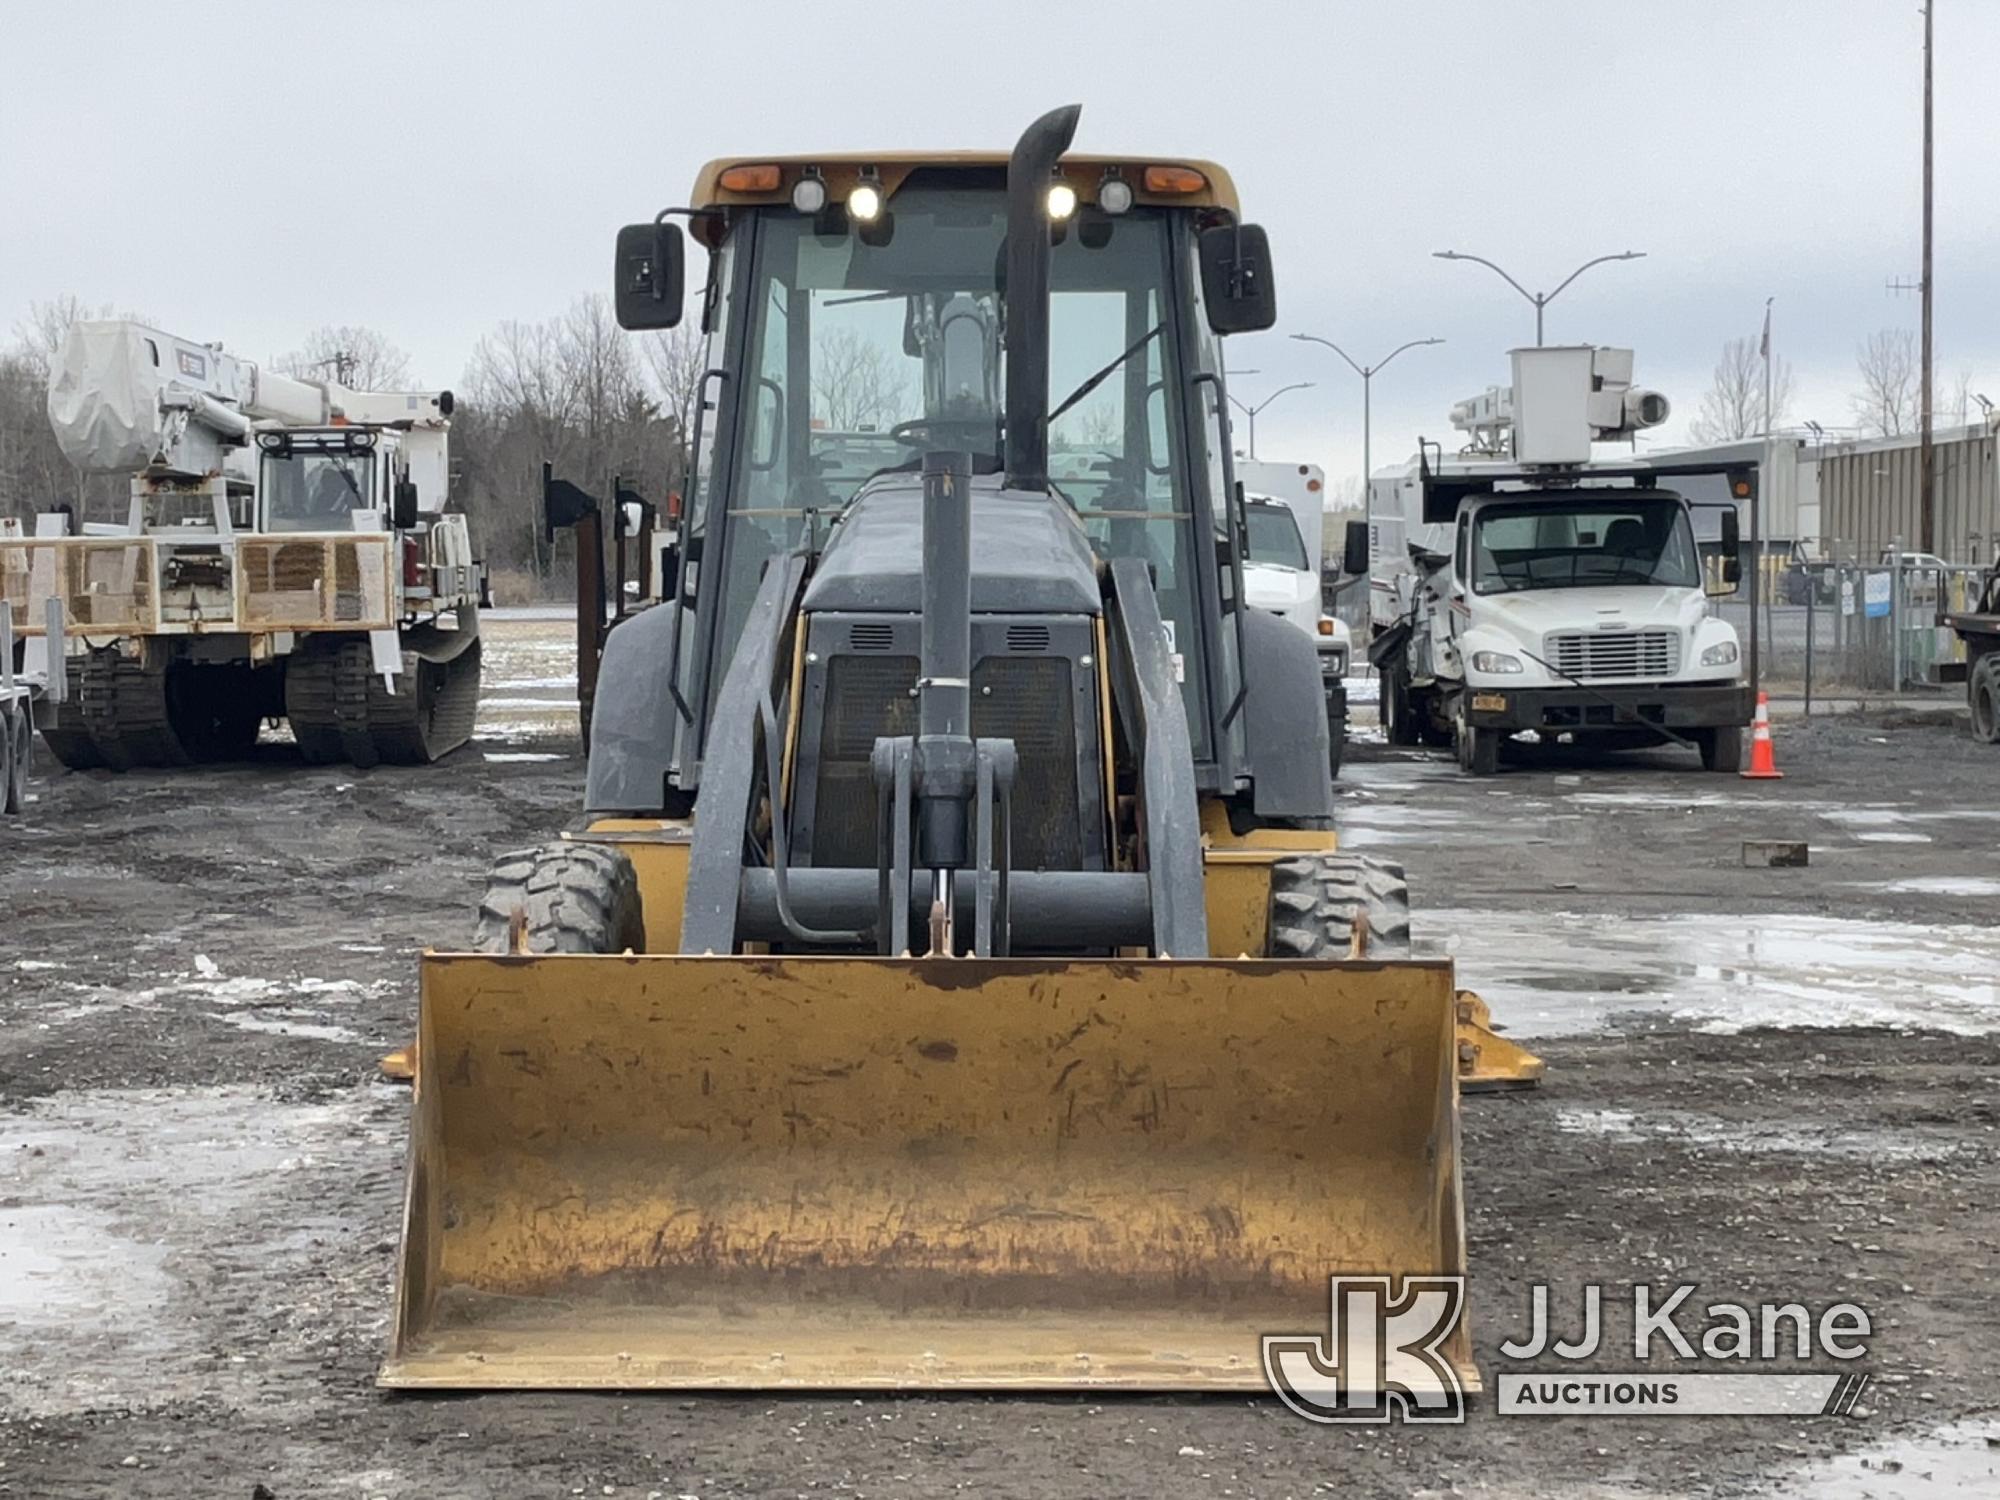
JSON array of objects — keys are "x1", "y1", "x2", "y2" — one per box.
[{"x1": 608, "y1": 137, "x2": 1280, "y2": 801}]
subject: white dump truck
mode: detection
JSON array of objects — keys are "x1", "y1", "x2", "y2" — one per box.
[
  {"x1": 1361, "y1": 346, "x2": 1754, "y2": 775},
  {"x1": 1235, "y1": 458, "x2": 1351, "y2": 774},
  {"x1": 2, "y1": 321, "x2": 484, "y2": 769}
]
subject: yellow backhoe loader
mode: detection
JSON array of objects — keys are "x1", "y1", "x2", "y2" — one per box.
[{"x1": 383, "y1": 106, "x2": 1536, "y2": 1393}]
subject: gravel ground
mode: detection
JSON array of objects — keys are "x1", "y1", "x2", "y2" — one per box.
[{"x1": 3, "y1": 628, "x2": 1996, "y2": 1498}]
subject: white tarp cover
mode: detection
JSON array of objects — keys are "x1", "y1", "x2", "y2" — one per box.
[{"x1": 45, "y1": 322, "x2": 170, "y2": 474}]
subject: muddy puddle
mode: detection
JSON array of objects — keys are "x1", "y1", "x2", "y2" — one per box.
[
  {"x1": 1422, "y1": 909, "x2": 2000, "y2": 1038},
  {"x1": 1764, "y1": 1417, "x2": 2000, "y2": 1496},
  {"x1": 1557, "y1": 1106, "x2": 1967, "y2": 1162},
  {"x1": 0, "y1": 1085, "x2": 400, "y2": 1417}
]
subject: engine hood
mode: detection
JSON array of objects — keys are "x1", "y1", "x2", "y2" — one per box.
[
  {"x1": 803, "y1": 473, "x2": 1102, "y2": 616},
  {"x1": 1243, "y1": 563, "x2": 1325, "y2": 651},
  {"x1": 1472, "y1": 585, "x2": 1707, "y2": 641}
]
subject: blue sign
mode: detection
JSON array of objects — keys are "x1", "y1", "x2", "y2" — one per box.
[{"x1": 1863, "y1": 572, "x2": 1892, "y2": 619}]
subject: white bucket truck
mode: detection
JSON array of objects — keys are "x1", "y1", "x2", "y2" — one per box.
[
  {"x1": 1359, "y1": 347, "x2": 1753, "y2": 775},
  {"x1": 1235, "y1": 458, "x2": 1352, "y2": 774}
]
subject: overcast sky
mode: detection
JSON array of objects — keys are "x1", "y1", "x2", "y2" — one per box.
[{"x1": 5, "y1": 1, "x2": 1994, "y2": 494}]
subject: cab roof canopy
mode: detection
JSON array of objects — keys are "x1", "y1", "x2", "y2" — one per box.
[{"x1": 687, "y1": 153, "x2": 1239, "y2": 244}]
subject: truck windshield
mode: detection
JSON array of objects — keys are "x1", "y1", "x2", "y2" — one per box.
[
  {"x1": 262, "y1": 452, "x2": 373, "y2": 533},
  {"x1": 1243, "y1": 503, "x2": 1308, "y2": 570},
  {"x1": 1471, "y1": 493, "x2": 1701, "y2": 594}
]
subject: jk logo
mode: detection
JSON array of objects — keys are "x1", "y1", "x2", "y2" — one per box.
[{"x1": 1261, "y1": 1276, "x2": 1468, "y2": 1424}]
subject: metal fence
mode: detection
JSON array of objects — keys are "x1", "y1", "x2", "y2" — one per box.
[
  {"x1": 1318, "y1": 541, "x2": 1995, "y2": 701},
  {"x1": 1717, "y1": 545, "x2": 1994, "y2": 701}
]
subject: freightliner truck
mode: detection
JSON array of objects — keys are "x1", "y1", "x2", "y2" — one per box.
[{"x1": 1362, "y1": 346, "x2": 1754, "y2": 775}]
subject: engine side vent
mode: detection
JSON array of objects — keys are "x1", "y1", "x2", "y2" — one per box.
[
  {"x1": 1004, "y1": 623, "x2": 1051, "y2": 653},
  {"x1": 849, "y1": 622, "x2": 895, "y2": 652}
]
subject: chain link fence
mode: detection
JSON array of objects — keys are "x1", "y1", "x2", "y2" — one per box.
[
  {"x1": 1715, "y1": 546, "x2": 1996, "y2": 700},
  {"x1": 1321, "y1": 541, "x2": 1996, "y2": 703}
]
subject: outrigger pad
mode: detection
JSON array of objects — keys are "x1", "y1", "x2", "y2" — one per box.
[{"x1": 384, "y1": 952, "x2": 1471, "y2": 1391}]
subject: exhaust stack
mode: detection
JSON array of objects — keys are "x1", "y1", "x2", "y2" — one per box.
[{"x1": 1002, "y1": 104, "x2": 1081, "y2": 493}]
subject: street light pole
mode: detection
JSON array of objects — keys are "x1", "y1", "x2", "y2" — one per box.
[
  {"x1": 1225, "y1": 380, "x2": 1314, "y2": 460},
  {"x1": 1289, "y1": 334, "x2": 1443, "y2": 540},
  {"x1": 1432, "y1": 249, "x2": 1646, "y2": 346}
]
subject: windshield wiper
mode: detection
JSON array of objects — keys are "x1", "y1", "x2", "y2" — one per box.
[{"x1": 1049, "y1": 324, "x2": 1162, "y2": 425}]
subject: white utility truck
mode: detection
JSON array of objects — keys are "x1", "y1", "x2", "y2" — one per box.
[
  {"x1": 1235, "y1": 458, "x2": 1351, "y2": 774},
  {"x1": 3, "y1": 320, "x2": 484, "y2": 769},
  {"x1": 1361, "y1": 346, "x2": 1752, "y2": 775}
]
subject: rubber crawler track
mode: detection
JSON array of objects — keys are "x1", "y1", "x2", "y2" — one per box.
[
  {"x1": 285, "y1": 615, "x2": 482, "y2": 767},
  {"x1": 39, "y1": 652, "x2": 189, "y2": 771}
]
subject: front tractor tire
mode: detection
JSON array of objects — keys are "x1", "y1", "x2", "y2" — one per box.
[
  {"x1": 1267, "y1": 851, "x2": 1413, "y2": 960},
  {"x1": 473, "y1": 841, "x2": 645, "y2": 955}
]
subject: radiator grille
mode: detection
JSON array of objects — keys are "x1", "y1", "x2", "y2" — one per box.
[
  {"x1": 1004, "y1": 623, "x2": 1051, "y2": 653},
  {"x1": 1544, "y1": 628, "x2": 1680, "y2": 681},
  {"x1": 808, "y1": 650, "x2": 1080, "y2": 872},
  {"x1": 848, "y1": 622, "x2": 895, "y2": 652}
]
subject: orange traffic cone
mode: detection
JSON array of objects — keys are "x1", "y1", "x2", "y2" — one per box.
[{"x1": 1740, "y1": 691, "x2": 1784, "y2": 779}]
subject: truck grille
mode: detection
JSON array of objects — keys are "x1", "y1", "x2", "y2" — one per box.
[{"x1": 1544, "y1": 629, "x2": 1680, "y2": 681}]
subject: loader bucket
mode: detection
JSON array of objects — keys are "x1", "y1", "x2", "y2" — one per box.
[{"x1": 382, "y1": 952, "x2": 1471, "y2": 1391}]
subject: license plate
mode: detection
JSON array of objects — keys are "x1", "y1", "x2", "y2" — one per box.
[{"x1": 1472, "y1": 693, "x2": 1508, "y2": 712}]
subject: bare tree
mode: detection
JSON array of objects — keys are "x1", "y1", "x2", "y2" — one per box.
[
  {"x1": 1053, "y1": 401, "x2": 1119, "y2": 451},
  {"x1": 1943, "y1": 367, "x2": 1976, "y2": 429},
  {"x1": 640, "y1": 326, "x2": 703, "y2": 435},
  {"x1": 813, "y1": 330, "x2": 909, "y2": 431},
  {"x1": 1689, "y1": 335, "x2": 1794, "y2": 443},
  {"x1": 14, "y1": 296, "x2": 94, "y2": 379},
  {"x1": 1852, "y1": 328, "x2": 1919, "y2": 437},
  {"x1": 277, "y1": 324, "x2": 414, "y2": 390}
]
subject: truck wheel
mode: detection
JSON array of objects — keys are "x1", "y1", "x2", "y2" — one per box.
[
  {"x1": 1383, "y1": 667, "x2": 1421, "y2": 747},
  {"x1": 1699, "y1": 725, "x2": 1745, "y2": 771},
  {"x1": 1454, "y1": 700, "x2": 1499, "y2": 776},
  {"x1": 474, "y1": 841, "x2": 645, "y2": 955},
  {"x1": 1971, "y1": 656, "x2": 2000, "y2": 745},
  {"x1": 1267, "y1": 851, "x2": 1411, "y2": 959}
]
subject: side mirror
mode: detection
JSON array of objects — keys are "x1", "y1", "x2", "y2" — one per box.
[
  {"x1": 1342, "y1": 519, "x2": 1369, "y2": 578},
  {"x1": 614, "y1": 220, "x2": 686, "y2": 331},
  {"x1": 1197, "y1": 223, "x2": 1278, "y2": 334},
  {"x1": 392, "y1": 477, "x2": 420, "y2": 532},
  {"x1": 1714, "y1": 505, "x2": 1742, "y2": 591}
]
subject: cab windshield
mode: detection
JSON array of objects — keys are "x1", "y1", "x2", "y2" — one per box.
[
  {"x1": 1471, "y1": 493, "x2": 1701, "y2": 594},
  {"x1": 262, "y1": 451, "x2": 374, "y2": 533},
  {"x1": 1243, "y1": 503, "x2": 1308, "y2": 570},
  {"x1": 722, "y1": 181, "x2": 1200, "y2": 696}
]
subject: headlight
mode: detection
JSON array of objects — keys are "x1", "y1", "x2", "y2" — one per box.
[
  {"x1": 1326, "y1": 648, "x2": 1347, "y2": 677},
  {"x1": 1471, "y1": 650, "x2": 1524, "y2": 674},
  {"x1": 1701, "y1": 640, "x2": 1740, "y2": 666}
]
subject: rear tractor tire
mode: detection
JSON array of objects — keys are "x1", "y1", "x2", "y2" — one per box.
[
  {"x1": 1267, "y1": 851, "x2": 1412, "y2": 960},
  {"x1": 473, "y1": 840, "x2": 645, "y2": 955}
]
